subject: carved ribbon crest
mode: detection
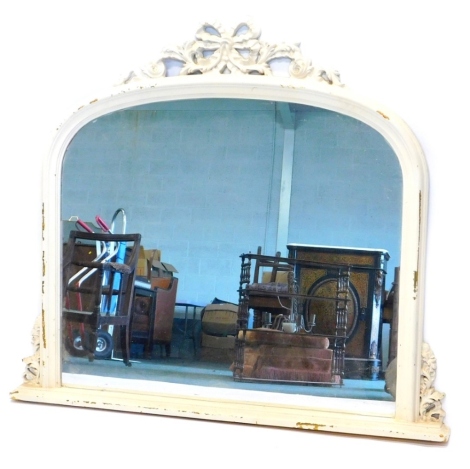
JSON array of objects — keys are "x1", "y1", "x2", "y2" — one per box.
[{"x1": 122, "y1": 20, "x2": 341, "y2": 85}]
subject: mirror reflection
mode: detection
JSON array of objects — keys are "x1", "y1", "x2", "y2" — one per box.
[{"x1": 61, "y1": 98, "x2": 402, "y2": 401}]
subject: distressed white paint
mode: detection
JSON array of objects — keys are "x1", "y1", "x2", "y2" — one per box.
[{"x1": 10, "y1": 21, "x2": 449, "y2": 442}]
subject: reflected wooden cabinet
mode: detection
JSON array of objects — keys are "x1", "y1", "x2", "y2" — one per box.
[
  {"x1": 131, "y1": 278, "x2": 178, "y2": 358},
  {"x1": 287, "y1": 244, "x2": 389, "y2": 380}
]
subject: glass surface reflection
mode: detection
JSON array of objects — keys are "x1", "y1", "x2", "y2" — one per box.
[{"x1": 61, "y1": 98, "x2": 402, "y2": 401}]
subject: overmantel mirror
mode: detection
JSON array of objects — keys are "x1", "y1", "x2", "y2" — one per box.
[{"x1": 11, "y1": 21, "x2": 449, "y2": 442}]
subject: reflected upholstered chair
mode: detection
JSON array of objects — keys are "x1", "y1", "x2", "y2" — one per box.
[{"x1": 245, "y1": 247, "x2": 294, "y2": 328}]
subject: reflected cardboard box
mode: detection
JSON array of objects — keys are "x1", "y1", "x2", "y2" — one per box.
[
  {"x1": 136, "y1": 247, "x2": 162, "y2": 277},
  {"x1": 200, "y1": 332, "x2": 236, "y2": 363},
  {"x1": 136, "y1": 247, "x2": 177, "y2": 290},
  {"x1": 201, "y1": 331, "x2": 236, "y2": 349},
  {"x1": 150, "y1": 260, "x2": 178, "y2": 290}
]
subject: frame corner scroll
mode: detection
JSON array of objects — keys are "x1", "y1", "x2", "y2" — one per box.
[
  {"x1": 420, "y1": 342, "x2": 446, "y2": 423},
  {"x1": 22, "y1": 314, "x2": 41, "y2": 385}
]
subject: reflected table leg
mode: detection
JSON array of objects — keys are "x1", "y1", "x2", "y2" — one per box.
[{"x1": 175, "y1": 302, "x2": 203, "y2": 357}]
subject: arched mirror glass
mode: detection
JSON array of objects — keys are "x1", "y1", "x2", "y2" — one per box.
[
  {"x1": 61, "y1": 98, "x2": 401, "y2": 403},
  {"x1": 12, "y1": 21, "x2": 449, "y2": 442}
]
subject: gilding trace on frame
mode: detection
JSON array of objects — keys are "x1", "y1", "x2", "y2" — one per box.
[{"x1": 13, "y1": 19, "x2": 449, "y2": 443}]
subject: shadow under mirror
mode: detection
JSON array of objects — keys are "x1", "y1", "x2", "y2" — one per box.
[{"x1": 61, "y1": 98, "x2": 402, "y2": 402}]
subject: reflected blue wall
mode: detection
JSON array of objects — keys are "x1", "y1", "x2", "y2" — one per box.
[
  {"x1": 289, "y1": 108, "x2": 402, "y2": 251},
  {"x1": 62, "y1": 99, "x2": 402, "y2": 305}
]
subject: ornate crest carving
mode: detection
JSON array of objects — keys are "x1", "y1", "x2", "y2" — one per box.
[
  {"x1": 122, "y1": 20, "x2": 342, "y2": 85},
  {"x1": 420, "y1": 342, "x2": 446, "y2": 423},
  {"x1": 23, "y1": 314, "x2": 41, "y2": 384}
]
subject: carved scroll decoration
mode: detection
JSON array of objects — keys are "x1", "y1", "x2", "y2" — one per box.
[
  {"x1": 384, "y1": 342, "x2": 446, "y2": 423},
  {"x1": 23, "y1": 314, "x2": 41, "y2": 384},
  {"x1": 122, "y1": 20, "x2": 342, "y2": 85},
  {"x1": 420, "y1": 342, "x2": 446, "y2": 423}
]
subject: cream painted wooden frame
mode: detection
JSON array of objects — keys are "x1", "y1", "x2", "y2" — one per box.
[{"x1": 11, "y1": 21, "x2": 450, "y2": 442}]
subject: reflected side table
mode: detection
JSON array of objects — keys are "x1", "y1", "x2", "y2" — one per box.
[{"x1": 175, "y1": 302, "x2": 204, "y2": 357}]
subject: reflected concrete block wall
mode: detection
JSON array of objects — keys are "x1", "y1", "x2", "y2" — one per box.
[{"x1": 62, "y1": 100, "x2": 402, "y2": 304}]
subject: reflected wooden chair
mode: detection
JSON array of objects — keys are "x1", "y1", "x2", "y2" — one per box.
[
  {"x1": 235, "y1": 249, "x2": 351, "y2": 384},
  {"x1": 243, "y1": 247, "x2": 294, "y2": 328},
  {"x1": 62, "y1": 230, "x2": 141, "y2": 366}
]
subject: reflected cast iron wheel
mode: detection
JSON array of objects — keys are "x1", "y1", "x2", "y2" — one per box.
[
  {"x1": 64, "y1": 332, "x2": 88, "y2": 357},
  {"x1": 94, "y1": 330, "x2": 114, "y2": 359}
]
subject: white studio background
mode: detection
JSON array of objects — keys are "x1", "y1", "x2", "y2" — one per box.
[{"x1": 1, "y1": 1, "x2": 465, "y2": 465}]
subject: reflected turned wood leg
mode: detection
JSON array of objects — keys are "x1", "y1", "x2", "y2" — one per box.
[{"x1": 253, "y1": 310, "x2": 262, "y2": 328}]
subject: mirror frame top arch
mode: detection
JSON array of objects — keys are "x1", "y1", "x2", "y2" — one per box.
[{"x1": 12, "y1": 20, "x2": 449, "y2": 442}]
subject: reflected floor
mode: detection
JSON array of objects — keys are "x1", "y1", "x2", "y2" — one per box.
[{"x1": 62, "y1": 354, "x2": 394, "y2": 402}]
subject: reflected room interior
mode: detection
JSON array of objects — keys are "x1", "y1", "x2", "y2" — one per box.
[{"x1": 61, "y1": 98, "x2": 402, "y2": 401}]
